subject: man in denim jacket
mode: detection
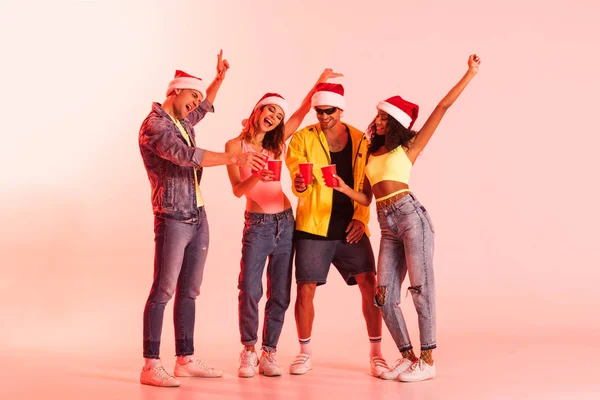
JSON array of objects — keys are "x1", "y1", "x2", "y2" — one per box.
[{"x1": 138, "y1": 51, "x2": 266, "y2": 387}]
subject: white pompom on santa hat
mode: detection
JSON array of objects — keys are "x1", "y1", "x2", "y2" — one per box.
[
  {"x1": 377, "y1": 95, "x2": 419, "y2": 130},
  {"x1": 311, "y1": 83, "x2": 346, "y2": 110},
  {"x1": 166, "y1": 70, "x2": 207, "y2": 100},
  {"x1": 254, "y1": 92, "x2": 289, "y2": 117}
]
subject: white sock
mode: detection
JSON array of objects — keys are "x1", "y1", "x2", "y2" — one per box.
[
  {"x1": 144, "y1": 358, "x2": 161, "y2": 370},
  {"x1": 299, "y1": 337, "x2": 312, "y2": 355},
  {"x1": 369, "y1": 336, "x2": 382, "y2": 357}
]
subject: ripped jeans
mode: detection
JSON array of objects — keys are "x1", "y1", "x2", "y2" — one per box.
[{"x1": 375, "y1": 193, "x2": 436, "y2": 352}]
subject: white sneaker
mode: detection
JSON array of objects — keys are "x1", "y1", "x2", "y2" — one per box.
[
  {"x1": 370, "y1": 355, "x2": 390, "y2": 378},
  {"x1": 259, "y1": 349, "x2": 282, "y2": 377},
  {"x1": 238, "y1": 350, "x2": 258, "y2": 378},
  {"x1": 174, "y1": 356, "x2": 223, "y2": 378},
  {"x1": 140, "y1": 364, "x2": 180, "y2": 387},
  {"x1": 380, "y1": 358, "x2": 414, "y2": 380},
  {"x1": 398, "y1": 359, "x2": 436, "y2": 382},
  {"x1": 289, "y1": 353, "x2": 311, "y2": 375}
]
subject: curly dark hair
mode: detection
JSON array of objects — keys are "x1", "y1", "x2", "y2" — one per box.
[
  {"x1": 241, "y1": 105, "x2": 285, "y2": 159},
  {"x1": 367, "y1": 115, "x2": 417, "y2": 154}
]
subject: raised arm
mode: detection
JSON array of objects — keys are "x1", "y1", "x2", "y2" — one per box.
[
  {"x1": 205, "y1": 49, "x2": 230, "y2": 104},
  {"x1": 407, "y1": 54, "x2": 480, "y2": 164},
  {"x1": 283, "y1": 68, "x2": 344, "y2": 141},
  {"x1": 187, "y1": 50, "x2": 230, "y2": 126}
]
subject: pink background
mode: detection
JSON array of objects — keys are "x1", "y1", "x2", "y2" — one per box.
[{"x1": 1, "y1": 0, "x2": 599, "y2": 398}]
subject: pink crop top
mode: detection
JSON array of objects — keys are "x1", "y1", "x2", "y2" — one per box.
[{"x1": 239, "y1": 140, "x2": 287, "y2": 213}]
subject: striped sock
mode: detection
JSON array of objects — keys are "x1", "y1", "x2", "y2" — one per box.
[
  {"x1": 299, "y1": 337, "x2": 312, "y2": 355},
  {"x1": 369, "y1": 336, "x2": 382, "y2": 357}
]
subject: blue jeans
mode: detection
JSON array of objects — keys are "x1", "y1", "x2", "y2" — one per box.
[
  {"x1": 143, "y1": 207, "x2": 209, "y2": 359},
  {"x1": 376, "y1": 194, "x2": 436, "y2": 352},
  {"x1": 238, "y1": 209, "x2": 294, "y2": 351}
]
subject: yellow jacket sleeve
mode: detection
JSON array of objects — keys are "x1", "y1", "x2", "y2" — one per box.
[{"x1": 285, "y1": 130, "x2": 313, "y2": 198}]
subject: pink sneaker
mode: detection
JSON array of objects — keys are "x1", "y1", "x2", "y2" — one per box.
[
  {"x1": 380, "y1": 358, "x2": 414, "y2": 380},
  {"x1": 289, "y1": 353, "x2": 312, "y2": 375},
  {"x1": 174, "y1": 356, "x2": 223, "y2": 378},
  {"x1": 370, "y1": 356, "x2": 390, "y2": 378},
  {"x1": 140, "y1": 364, "x2": 180, "y2": 387},
  {"x1": 398, "y1": 359, "x2": 436, "y2": 382}
]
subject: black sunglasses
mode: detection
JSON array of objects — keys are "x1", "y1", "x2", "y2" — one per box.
[{"x1": 315, "y1": 107, "x2": 337, "y2": 115}]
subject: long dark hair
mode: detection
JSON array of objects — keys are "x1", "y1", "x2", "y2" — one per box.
[
  {"x1": 367, "y1": 114, "x2": 417, "y2": 154},
  {"x1": 241, "y1": 105, "x2": 285, "y2": 159}
]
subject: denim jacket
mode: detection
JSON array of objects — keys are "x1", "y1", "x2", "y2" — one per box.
[{"x1": 139, "y1": 100, "x2": 214, "y2": 223}]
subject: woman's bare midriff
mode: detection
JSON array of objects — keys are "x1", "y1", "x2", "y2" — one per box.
[
  {"x1": 246, "y1": 196, "x2": 292, "y2": 214},
  {"x1": 372, "y1": 180, "x2": 410, "y2": 201}
]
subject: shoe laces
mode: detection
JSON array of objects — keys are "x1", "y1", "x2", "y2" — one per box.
[
  {"x1": 262, "y1": 349, "x2": 277, "y2": 364},
  {"x1": 154, "y1": 365, "x2": 174, "y2": 379},
  {"x1": 188, "y1": 356, "x2": 211, "y2": 370},
  {"x1": 409, "y1": 359, "x2": 426, "y2": 372},
  {"x1": 390, "y1": 358, "x2": 406, "y2": 370},
  {"x1": 239, "y1": 349, "x2": 258, "y2": 367}
]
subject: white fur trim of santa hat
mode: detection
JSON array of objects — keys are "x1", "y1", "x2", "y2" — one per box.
[
  {"x1": 254, "y1": 93, "x2": 289, "y2": 117},
  {"x1": 311, "y1": 83, "x2": 346, "y2": 110},
  {"x1": 166, "y1": 70, "x2": 207, "y2": 100},
  {"x1": 377, "y1": 101, "x2": 412, "y2": 129}
]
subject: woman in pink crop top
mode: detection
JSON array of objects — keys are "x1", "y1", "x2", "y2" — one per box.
[
  {"x1": 333, "y1": 55, "x2": 480, "y2": 382},
  {"x1": 225, "y1": 69, "x2": 343, "y2": 378}
]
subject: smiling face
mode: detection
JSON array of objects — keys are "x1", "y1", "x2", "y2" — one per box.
[
  {"x1": 255, "y1": 104, "x2": 285, "y2": 133},
  {"x1": 315, "y1": 106, "x2": 342, "y2": 130},
  {"x1": 172, "y1": 88, "x2": 204, "y2": 118},
  {"x1": 374, "y1": 110, "x2": 389, "y2": 135}
]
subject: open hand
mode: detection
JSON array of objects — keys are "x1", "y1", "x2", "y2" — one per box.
[{"x1": 318, "y1": 68, "x2": 344, "y2": 83}]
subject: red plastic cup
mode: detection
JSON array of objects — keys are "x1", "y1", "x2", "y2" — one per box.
[
  {"x1": 321, "y1": 164, "x2": 338, "y2": 187},
  {"x1": 298, "y1": 162, "x2": 314, "y2": 185},
  {"x1": 267, "y1": 159, "x2": 282, "y2": 181}
]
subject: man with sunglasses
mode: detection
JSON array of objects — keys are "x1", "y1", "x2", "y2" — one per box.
[{"x1": 285, "y1": 83, "x2": 388, "y2": 377}]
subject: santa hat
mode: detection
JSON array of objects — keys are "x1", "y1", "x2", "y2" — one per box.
[
  {"x1": 311, "y1": 83, "x2": 346, "y2": 110},
  {"x1": 166, "y1": 70, "x2": 207, "y2": 100},
  {"x1": 377, "y1": 95, "x2": 419, "y2": 130},
  {"x1": 254, "y1": 92, "x2": 289, "y2": 117}
]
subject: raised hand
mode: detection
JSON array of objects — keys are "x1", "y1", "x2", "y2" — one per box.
[
  {"x1": 468, "y1": 54, "x2": 481, "y2": 74},
  {"x1": 216, "y1": 49, "x2": 230, "y2": 81},
  {"x1": 317, "y1": 68, "x2": 344, "y2": 83}
]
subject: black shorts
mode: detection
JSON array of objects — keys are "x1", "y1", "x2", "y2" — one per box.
[{"x1": 294, "y1": 235, "x2": 376, "y2": 286}]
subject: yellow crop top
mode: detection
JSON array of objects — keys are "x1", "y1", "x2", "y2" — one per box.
[{"x1": 365, "y1": 146, "x2": 412, "y2": 199}]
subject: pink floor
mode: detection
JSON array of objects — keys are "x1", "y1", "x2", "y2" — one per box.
[{"x1": 4, "y1": 333, "x2": 598, "y2": 399}]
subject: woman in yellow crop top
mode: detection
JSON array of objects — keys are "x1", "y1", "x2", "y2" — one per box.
[
  {"x1": 225, "y1": 69, "x2": 343, "y2": 378},
  {"x1": 333, "y1": 54, "x2": 480, "y2": 382}
]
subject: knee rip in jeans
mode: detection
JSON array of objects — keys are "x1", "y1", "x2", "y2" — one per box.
[
  {"x1": 375, "y1": 286, "x2": 387, "y2": 306},
  {"x1": 407, "y1": 285, "x2": 423, "y2": 295}
]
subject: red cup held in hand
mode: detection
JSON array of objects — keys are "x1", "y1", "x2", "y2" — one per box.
[
  {"x1": 267, "y1": 159, "x2": 282, "y2": 181},
  {"x1": 298, "y1": 162, "x2": 313, "y2": 185},
  {"x1": 321, "y1": 164, "x2": 338, "y2": 187},
  {"x1": 251, "y1": 154, "x2": 268, "y2": 175}
]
